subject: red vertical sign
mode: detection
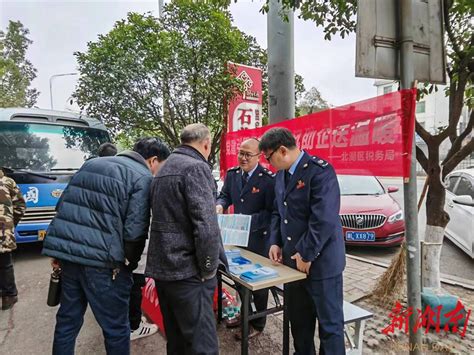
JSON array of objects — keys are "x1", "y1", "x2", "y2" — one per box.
[{"x1": 227, "y1": 62, "x2": 263, "y2": 132}]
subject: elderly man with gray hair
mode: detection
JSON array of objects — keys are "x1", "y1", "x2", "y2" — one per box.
[{"x1": 145, "y1": 123, "x2": 225, "y2": 355}]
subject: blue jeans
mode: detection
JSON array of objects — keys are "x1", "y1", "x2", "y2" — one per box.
[{"x1": 53, "y1": 261, "x2": 133, "y2": 355}]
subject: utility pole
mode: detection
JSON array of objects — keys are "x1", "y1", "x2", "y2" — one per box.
[
  {"x1": 267, "y1": 0, "x2": 295, "y2": 124},
  {"x1": 158, "y1": 0, "x2": 164, "y2": 17},
  {"x1": 399, "y1": 0, "x2": 422, "y2": 353}
]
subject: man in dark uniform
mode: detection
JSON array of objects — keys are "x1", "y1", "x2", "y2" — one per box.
[
  {"x1": 259, "y1": 128, "x2": 346, "y2": 355},
  {"x1": 216, "y1": 138, "x2": 275, "y2": 339}
]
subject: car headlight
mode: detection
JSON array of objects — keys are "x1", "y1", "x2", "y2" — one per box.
[{"x1": 388, "y1": 210, "x2": 404, "y2": 223}]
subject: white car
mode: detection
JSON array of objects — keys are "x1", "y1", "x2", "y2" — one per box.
[{"x1": 444, "y1": 168, "x2": 474, "y2": 258}]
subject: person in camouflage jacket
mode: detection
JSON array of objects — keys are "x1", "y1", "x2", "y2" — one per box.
[{"x1": 0, "y1": 168, "x2": 26, "y2": 310}]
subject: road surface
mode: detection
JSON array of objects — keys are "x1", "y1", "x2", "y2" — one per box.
[{"x1": 346, "y1": 177, "x2": 473, "y2": 283}]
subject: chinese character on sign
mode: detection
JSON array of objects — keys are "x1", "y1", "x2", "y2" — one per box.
[
  {"x1": 372, "y1": 114, "x2": 400, "y2": 145},
  {"x1": 316, "y1": 129, "x2": 331, "y2": 148},
  {"x1": 230, "y1": 140, "x2": 237, "y2": 155},
  {"x1": 349, "y1": 120, "x2": 371, "y2": 147},
  {"x1": 301, "y1": 131, "x2": 317, "y2": 150},
  {"x1": 349, "y1": 152, "x2": 357, "y2": 162},
  {"x1": 365, "y1": 151, "x2": 375, "y2": 161},
  {"x1": 341, "y1": 152, "x2": 349, "y2": 162},
  {"x1": 25, "y1": 186, "x2": 39, "y2": 204},
  {"x1": 375, "y1": 150, "x2": 384, "y2": 161},
  {"x1": 357, "y1": 151, "x2": 365, "y2": 161},
  {"x1": 332, "y1": 124, "x2": 350, "y2": 148},
  {"x1": 385, "y1": 150, "x2": 395, "y2": 161},
  {"x1": 236, "y1": 108, "x2": 253, "y2": 127}
]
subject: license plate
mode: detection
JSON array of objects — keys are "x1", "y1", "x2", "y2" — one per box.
[
  {"x1": 38, "y1": 230, "x2": 47, "y2": 241},
  {"x1": 346, "y1": 231, "x2": 375, "y2": 241}
]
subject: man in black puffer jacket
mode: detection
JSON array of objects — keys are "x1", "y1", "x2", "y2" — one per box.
[{"x1": 43, "y1": 137, "x2": 169, "y2": 355}]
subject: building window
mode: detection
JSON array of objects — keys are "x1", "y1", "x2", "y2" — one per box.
[
  {"x1": 383, "y1": 85, "x2": 392, "y2": 94},
  {"x1": 416, "y1": 101, "x2": 426, "y2": 113}
]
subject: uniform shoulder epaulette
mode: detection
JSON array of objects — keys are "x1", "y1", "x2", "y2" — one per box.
[
  {"x1": 227, "y1": 166, "x2": 240, "y2": 172},
  {"x1": 310, "y1": 156, "x2": 329, "y2": 168},
  {"x1": 260, "y1": 168, "x2": 275, "y2": 178}
]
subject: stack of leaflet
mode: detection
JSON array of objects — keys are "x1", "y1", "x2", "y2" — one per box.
[
  {"x1": 225, "y1": 249, "x2": 279, "y2": 283},
  {"x1": 229, "y1": 263, "x2": 262, "y2": 276},
  {"x1": 240, "y1": 267, "x2": 279, "y2": 283}
]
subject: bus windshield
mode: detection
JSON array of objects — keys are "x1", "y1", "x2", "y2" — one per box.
[{"x1": 0, "y1": 122, "x2": 110, "y2": 172}]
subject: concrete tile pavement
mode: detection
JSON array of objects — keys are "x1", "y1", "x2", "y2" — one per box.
[{"x1": 2, "y1": 255, "x2": 472, "y2": 354}]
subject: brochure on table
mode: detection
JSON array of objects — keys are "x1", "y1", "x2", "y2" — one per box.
[
  {"x1": 217, "y1": 214, "x2": 251, "y2": 247},
  {"x1": 225, "y1": 249, "x2": 278, "y2": 283}
]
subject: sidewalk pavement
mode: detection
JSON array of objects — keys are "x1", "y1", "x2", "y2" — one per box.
[
  {"x1": 134, "y1": 256, "x2": 474, "y2": 354},
  {"x1": 1, "y1": 256, "x2": 472, "y2": 354}
]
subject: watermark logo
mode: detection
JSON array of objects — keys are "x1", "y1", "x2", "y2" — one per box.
[{"x1": 382, "y1": 300, "x2": 471, "y2": 337}]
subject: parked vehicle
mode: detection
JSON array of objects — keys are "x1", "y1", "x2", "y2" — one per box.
[
  {"x1": 337, "y1": 175, "x2": 405, "y2": 247},
  {"x1": 0, "y1": 108, "x2": 111, "y2": 243},
  {"x1": 444, "y1": 168, "x2": 474, "y2": 259}
]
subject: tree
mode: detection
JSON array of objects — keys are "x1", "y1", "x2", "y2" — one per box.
[
  {"x1": 257, "y1": 0, "x2": 473, "y2": 291},
  {"x1": 297, "y1": 86, "x2": 329, "y2": 115},
  {"x1": 75, "y1": 1, "x2": 268, "y2": 164},
  {"x1": 0, "y1": 21, "x2": 39, "y2": 107}
]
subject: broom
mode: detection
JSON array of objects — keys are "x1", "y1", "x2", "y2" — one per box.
[{"x1": 370, "y1": 176, "x2": 429, "y2": 307}]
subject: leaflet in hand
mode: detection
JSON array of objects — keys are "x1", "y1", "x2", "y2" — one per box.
[
  {"x1": 240, "y1": 267, "x2": 279, "y2": 283},
  {"x1": 218, "y1": 214, "x2": 251, "y2": 247}
]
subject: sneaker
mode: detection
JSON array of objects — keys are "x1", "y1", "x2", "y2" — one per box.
[{"x1": 130, "y1": 320, "x2": 158, "y2": 341}]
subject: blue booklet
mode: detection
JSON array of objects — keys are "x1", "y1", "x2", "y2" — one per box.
[
  {"x1": 240, "y1": 267, "x2": 279, "y2": 283},
  {"x1": 229, "y1": 263, "x2": 262, "y2": 276}
]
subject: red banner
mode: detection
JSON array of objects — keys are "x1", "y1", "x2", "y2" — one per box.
[
  {"x1": 220, "y1": 89, "x2": 417, "y2": 178},
  {"x1": 227, "y1": 62, "x2": 263, "y2": 132}
]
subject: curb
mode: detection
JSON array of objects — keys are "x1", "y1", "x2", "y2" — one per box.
[{"x1": 346, "y1": 254, "x2": 474, "y2": 291}]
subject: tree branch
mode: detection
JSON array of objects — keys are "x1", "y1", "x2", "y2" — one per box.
[
  {"x1": 442, "y1": 138, "x2": 474, "y2": 178},
  {"x1": 415, "y1": 119, "x2": 432, "y2": 144},
  {"x1": 442, "y1": 109, "x2": 474, "y2": 165},
  {"x1": 434, "y1": 71, "x2": 469, "y2": 144},
  {"x1": 416, "y1": 145, "x2": 429, "y2": 174},
  {"x1": 443, "y1": 0, "x2": 463, "y2": 61}
]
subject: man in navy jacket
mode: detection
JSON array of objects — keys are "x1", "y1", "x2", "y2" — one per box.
[
  {"x1": 43, "y1": 137, "x2": 167, "y2": 355},
  {"x1": 259, "y1": 128, "x2": 346, "y2": 355},
  {"x1": 216, "y1": 138, "x2": 275, "y2": 337}
]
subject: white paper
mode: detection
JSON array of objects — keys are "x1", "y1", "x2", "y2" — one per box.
[{"x1": 217, "y1": 214, "x2": 252, "y2": 247}]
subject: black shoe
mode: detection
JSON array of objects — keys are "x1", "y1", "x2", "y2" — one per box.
[{"x1": 2, "y1": 295, "x2": 18, "y2": 310}]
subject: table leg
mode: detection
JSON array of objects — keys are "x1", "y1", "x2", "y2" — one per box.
[
  {"x1": 283, "y1": 284, "x2": 289, "y2": 355},
  {"x1": 217, "y1": 272, "x2": 223, "y2": 323},
  {"x1": 240, "y1": 287, "x2": 250, "y2": 355}
]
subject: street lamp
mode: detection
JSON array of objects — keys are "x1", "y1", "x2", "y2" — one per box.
[{"x1": 49, "y1": 72, "x2": 79, "y2": 109}]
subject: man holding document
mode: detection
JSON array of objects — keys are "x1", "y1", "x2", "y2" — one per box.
[{"x1": 216, "y1": 138, "x2": 275, "y2": 339}]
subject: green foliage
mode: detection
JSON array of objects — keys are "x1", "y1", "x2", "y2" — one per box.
[
  {"x1": 75, "y1": 1, "x2": 263, "y2": 163},
  {"x1": 75, "y1": 1, "x2": 306, "y2": 162},
  {"x1": 0, "y1": 21, "x2": 39, "y2": 107},
  {"x1": 260, "y1": 0, "x2": 357, "y2": 40}
]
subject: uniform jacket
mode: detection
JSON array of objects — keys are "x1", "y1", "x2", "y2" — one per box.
[
  {"x1": 42, "y1": 151, "x2": 153, "y2": 269},
  {"x1": 0, "y1": 170, "x2": 26, "y2": 253},
  {"x1": 271, "y1": 151, "x2": 346, "y2": 280},
  {"x1": 146, "y1": 145, "x2": 225, "y2": 282},
  {"x1": 217, "y1": 164, "x2": 275, "y2": 256}
]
